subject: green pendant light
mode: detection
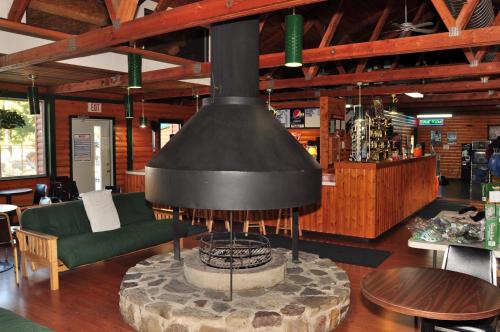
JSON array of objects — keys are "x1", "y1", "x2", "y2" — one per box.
[
  {"x1": 124, "y1": 89, "x2": 134, "y2": 119},
  {"x1": 27, "y1": 74, "x2": 40, "y2": 115},
  {"x1": 128, "y1": 53, "x2": 142, "y2": 89},
  {"x1": 139, "y1": 99, "x2": 147, "y2": 128},
  {"x1": 285, "y1": 9, "x2": 303, "y2": 68}
]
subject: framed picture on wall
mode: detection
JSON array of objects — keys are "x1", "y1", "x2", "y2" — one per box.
[
  {"x1": 430, "y1": 130, "x2": 442, "y2": 146},
  {"x1": 488, "y1": 125, "x2": 500, "y2": 140}
]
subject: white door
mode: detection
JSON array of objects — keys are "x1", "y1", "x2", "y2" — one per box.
[{"x1": 71, "y1": 118, "x2": 114, "y2": 193}]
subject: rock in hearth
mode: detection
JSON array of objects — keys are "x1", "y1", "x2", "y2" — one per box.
[{"x1": 252, "y1": 311, "x2": 282, "y2": 328}]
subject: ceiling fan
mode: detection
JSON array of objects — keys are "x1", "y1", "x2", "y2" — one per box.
[{"x1": 387, "y1": 0, "x2": 435, "y2": 35}]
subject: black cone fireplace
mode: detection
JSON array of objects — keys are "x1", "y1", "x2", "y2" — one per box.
[{"x1": 145, "y1": 16, "x2": 322, "y2": 299}]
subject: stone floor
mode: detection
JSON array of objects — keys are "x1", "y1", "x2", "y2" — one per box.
[{"x1": 119, "y1": 248, "x2": 351, "y2": 332}]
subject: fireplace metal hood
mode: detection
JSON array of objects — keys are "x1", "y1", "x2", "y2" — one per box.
[{"x1": 145, "y1": 16, "x2": 321, "y2": 210}]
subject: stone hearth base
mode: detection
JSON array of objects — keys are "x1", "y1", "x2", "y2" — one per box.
[{"x1": 119, "y1": 248, "x2": 350, "y2": 332}]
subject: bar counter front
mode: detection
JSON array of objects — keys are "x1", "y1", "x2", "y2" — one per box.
[{"x1": 126, "y1": 156, "x2": 436, "y2": 239}]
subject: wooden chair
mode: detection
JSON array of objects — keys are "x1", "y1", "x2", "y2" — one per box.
[
  {"x1": 275, "y1": 208, "x2": 302, "y2": 236},
  {"x1": 0, "y1": 211, "x2": 19, "y2": 285},
  {"x1": 243, "y1": 211, "x2": 266, "y2": 235}
]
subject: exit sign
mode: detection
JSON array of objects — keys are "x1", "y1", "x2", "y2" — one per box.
[
  {"x1": 419, "y1": 118, "x2": 444, "y2": 126},
  {"x1": 87, "y1": 102, "x2": 102, "y2": 113}
]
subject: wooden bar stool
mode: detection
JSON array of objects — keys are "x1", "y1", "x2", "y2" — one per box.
[
  {"x1": 191, "y1": 209, "x2": 214, "y2": 232},
  {"x1": 275, "y1": 208, "x2": 302, "y2": 236},
  {"x1": 243, "y1": 211, "x2": 266, "y2": 235}
]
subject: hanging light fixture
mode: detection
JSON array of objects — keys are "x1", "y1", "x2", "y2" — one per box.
[
  {"x1": 285, "y1": 8, "x2": 303, "y2": 68},
  {"x1": 124, "y1": 89, "x2": 134, "y2": 119},
  {"x1": 388, "y1": 94, "x2": 399, "y2": 115},
  {"x1": 266, "y1": 88, "x2": 277, "y2": 116},
  {"x1": 354, "y1": 82, "x2": 364, "y2": 120},
  {"x1": 139, "y1": 98, "x2": 147, "y2": 128},
  {"x1": 27, "y1": 74, "x2": 40, "y2": 115},
  {"x1": 128, "y1": 50, "x2": 142, "y2": 89}
]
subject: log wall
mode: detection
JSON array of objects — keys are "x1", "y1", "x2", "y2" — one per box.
[{"x1": 417, "y1": 113, "x2": 500, "y2": 179}]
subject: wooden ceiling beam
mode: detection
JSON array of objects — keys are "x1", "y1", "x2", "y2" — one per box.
[
  {"x1": 142, "y1": 63, "x2": 500, "y2": 100},
  {"x1": 29, "y1": 0, "x2": 110, "y2": 26},
  {"x1": 104, "y1": 0, "x2": 119, "y2": 22},
  {"x1": 430, "y1": 0, "x2": 456, "y2": 30},
  {"x1": 475, "y1": 12, "x2": 500, "y2": 63},
  {"x1": 267, "y1": 62, "x2": 500, "y2": 90},
  {"x1": 51, "y1": 62, "x2": 211, "y2": 93},
  {"x1": 155, "y1": 0, "x2": 173, "y2": 12},
  {"x1": 7, "y1": 0, "x2": 31, "y2": 22},
  {"x1": 355, "y1": 0, "x2": 394, "y2": 73},
  {"x1": 115, "y1": 0, "x2": 140, "y2": 25},
  {"x1": 49, "y1": 26, "x2": 500, "y2": 94},
  {"x1": 305, "y1": 0, "x2": 344, "y2": 79},
  {"x1": 267, "y1": 79, "x2": 500, "y2": 101},
  {"x1": 455, "y1": 0, "x2": 481, "y2": 30},
  {"x1": 0, "y1": 18, "x2": 197, "y2": 65},
  {"x1": 259, "y1": 26, "x2": 500, "y2": 68},
  {"x1": 0, "y1": 0, "x2": 326, "y2": 73}
]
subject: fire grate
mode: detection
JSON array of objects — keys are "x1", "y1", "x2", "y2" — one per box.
[{"x1": 199, "y1": 232, "x2": 272, "y2": 269}]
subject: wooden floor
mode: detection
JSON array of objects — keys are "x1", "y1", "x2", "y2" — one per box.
[{"x1": 0, "y1": 218, "x2": 442, "y2": 331}]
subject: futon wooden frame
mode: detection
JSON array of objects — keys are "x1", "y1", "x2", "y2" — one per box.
[{"x1": 16, "y1": 207, "x2": 184, "y2": 291}]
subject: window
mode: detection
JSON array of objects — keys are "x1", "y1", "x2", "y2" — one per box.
[
  {"x1": 160, "y1": 121, "x2": 182, "y2": 148},
  {"x1": 0, "y1": 98, "x2": 45, "y2": 178}
]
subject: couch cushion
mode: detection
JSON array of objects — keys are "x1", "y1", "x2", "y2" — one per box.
[
  {"x1": 21, "y1": 200, "x2": 92, "y2": 238},
  {"x1": 57, "y1": 219, "x2": 189, "y2": 269},
  {"x1": 112, "y1": 192, "x2": 155, "y2": 226},
  {"x1": 0, "y1": 308, "x2": 52, "y2": 331}
]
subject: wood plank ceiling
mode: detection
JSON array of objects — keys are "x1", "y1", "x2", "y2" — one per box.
[{"x1": 0, "y1": 0, "x2": 499, "y2": 113}]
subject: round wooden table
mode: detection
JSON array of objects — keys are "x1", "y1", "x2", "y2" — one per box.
[
  {"x1": 362, "y1": 267, "x2": 500, "y2": 322},
  {"x1": 0, "y1": 188, "x2": 32, "y2": 204}
]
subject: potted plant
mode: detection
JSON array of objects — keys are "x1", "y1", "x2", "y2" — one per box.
[{"x1": 0, "y1": 109, "x2": 26, "y2": 129}]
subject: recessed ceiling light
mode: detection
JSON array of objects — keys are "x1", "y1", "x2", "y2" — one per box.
[
  {"x1": 417, "y1": 114, "x2": 452, "y2": 118},
  {"x1": 405, "y1": 92, "x2": 424, "y2": 98}
]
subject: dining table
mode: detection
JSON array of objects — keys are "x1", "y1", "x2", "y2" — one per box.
[
  {"x1": 0, "y1": 188, "x2": 33, "y2": 204},
  {"x1": 362, "y1": 267, "x2": 500, "y2": 331}
]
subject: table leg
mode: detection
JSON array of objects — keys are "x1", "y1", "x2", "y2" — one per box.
[
  {"x1": 432, "y1": 250, "x2": 437, "y2": 268},
  {"x1": 5, "y1": 195, "x2": 11, "y2": 205}
]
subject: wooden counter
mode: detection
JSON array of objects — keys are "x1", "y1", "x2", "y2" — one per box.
[
  {"x1": 331, "y1": 156, "x2": 437, "y2": 238},
  {"x1": 125, "y1": 156, "x2": 436, "y2": 239}
]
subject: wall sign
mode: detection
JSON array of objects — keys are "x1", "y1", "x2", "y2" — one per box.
[
  {"x1": 304, "y1": 108, "x2": 320, "y2": 128},
  {"x1": 73, "y1": 134, "x2": 91, "y2": 161},
  {"x1": 431, "y1": 130, "x2": 442, "y2": 146},
  {"x1": 290, "y1": 108, "x2": 305, "y2": 128},
  {"x1": 275, "y1": 109, "x2": 290, "y2": 128},
  {"x1": 87, "y1": 102, "x2": 102, "y2": 113},
  {"x1": 447, "y1": 132, "x2": 457, "y2": 144},
  {"x1": 419, "y1": 118, "x2": 444, "y2": 126}
]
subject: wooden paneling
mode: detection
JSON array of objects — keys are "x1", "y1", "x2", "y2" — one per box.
[
  {"x1": 54, "y1": 99, "x2": 194, "y2": 191},
  {"x1": 0, "y1": 177, "x2": 49, "y2": 206},
  {"x1": 124, "y1": 173, "x2": 145, "y2": 193},
  {"x1": 417, "y1": 113, "x2": 500, "y2": 179}
]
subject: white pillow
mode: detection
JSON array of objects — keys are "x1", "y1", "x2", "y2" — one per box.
[{"x1": 81, "y1": 190, "x2": 121, "y2": 232}]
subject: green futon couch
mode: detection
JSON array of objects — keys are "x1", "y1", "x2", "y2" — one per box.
[
  {"x1": 17, "y1": 192, "x2": 188, "y2": 290},
  {"x1": 0, "y1": 307, "x2": 52, "y2": 331}
]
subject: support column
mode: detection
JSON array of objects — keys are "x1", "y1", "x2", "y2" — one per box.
[
  {"x1": 173, "y1": 207, "x2": 181, "y2": 261},
  {"x1": 292, "y1": 207, "x2": 300, "y2": 263}
]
